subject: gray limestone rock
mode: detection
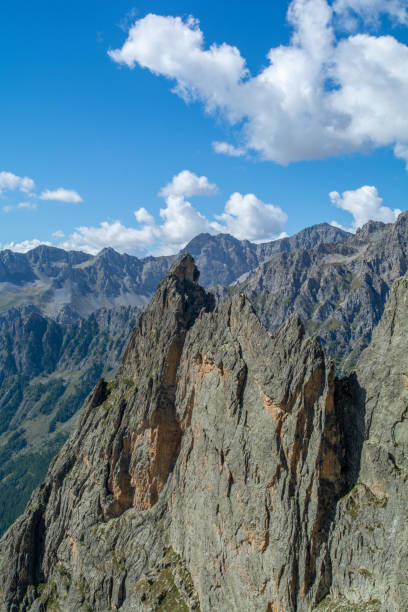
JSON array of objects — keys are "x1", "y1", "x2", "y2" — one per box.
[
  {"x1": 318, "y1": 274, "x2": 408, "y2": 611},
  {"x1": 1, "y1": 254, "x2": 408, "y2": 611}
]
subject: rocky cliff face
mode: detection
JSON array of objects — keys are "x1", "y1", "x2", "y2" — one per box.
[
  {"x1": 1, "y1": 249, "x2": 407, "y2": 610},
  {"x1": 168, "y1": 294, "x2": 342, "y2": 611},
  {"x1": 0, "y1": 222, "x2": 351, "y2": 536},
  {"x1": 237, "y1": 212, "x2": 408, "y2": 373},
  {"x1": 318, "y1": 273, "x2": 408, "y2": 610},
  {"x1": 0, "y1": 255, "x2": 344, "y2": 611}
]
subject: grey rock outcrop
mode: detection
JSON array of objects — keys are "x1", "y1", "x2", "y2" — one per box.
[
  {"x1": 317, "y1": 273, "x2": 408, "y2": 610},
  {"x1": 237, "y1": 212, "x2": 408, "y2": 372},
  {"x1": 0, "y1": 255, "x2": 344, "y2": 611},
  {"x1": 1, "y1": 238, "x2": 408, "y2": 610},
  {"x1": 0, "y1": 222, "x2": 352, "y2": 537}
]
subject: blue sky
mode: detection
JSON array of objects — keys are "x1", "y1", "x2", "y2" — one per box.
[{"x1": 1, "y1": 0, "x2": 407, "y2": 255}]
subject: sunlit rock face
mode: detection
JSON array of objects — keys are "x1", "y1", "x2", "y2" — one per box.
[{"x1": 0, "y1": 254, "x2": 406, "y2": 611}]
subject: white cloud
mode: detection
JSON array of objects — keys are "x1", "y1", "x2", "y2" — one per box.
[
  {"x1": 60, "y1": 220, "x2": 158, "y2": 255},
  {"x1": 0, "y1": 171, "x2": 35, "y2": 194},
  {"x1": 330, "y1": 220, "x2": 353, "y2": 232},
  {"x1": 2, "y1": 171, "x2": 288, "y2": 257},
  {"x1": 330, "y1": 185, "x2": 401, "y2": 230},
  {"x1": 333, "y1": 0, "x2": 408, "y2": 29},
  {"x1": 17, "y1": 201, "x2": 37, "y2": 210},
  {"x1": 39, "y1": 188, "x2": 83, "y2": 203},
  {"x1": 394, "y1": 142, "x2": 408, "y2": 170},
  {"x1": 134, "y1": 207, "x2": 155, "y2": 224},
  {"x1": 109, "y1": 1, "x2": 408, "y2": 166},
  {"x1": 212, "y1": 141, "x2": 245, "y2": 157},
  {"x1": 59, "y1": 190, "x2": 215, "y2": 256},
  {"x1": 159, "y1": 170, "x2": 217, "y2": 198},
  {"x1": 0, "y1": 239, "x2": 52, "y2": 253},
  {"x1": 154, "y1": 195, "x2": 213, "y2": 254},
  {"x1": 57, "y1": 170, "x2": 288, "y2": 255},
  {"x1": 108, "y1": 14, "x2": 247, "y2": 116},
  {"x1": 2, "y1": 205, "x2": 13, "y2": 213},
  {"x1": 213, "y1": 192, "x2": 288, "y2": 242}
]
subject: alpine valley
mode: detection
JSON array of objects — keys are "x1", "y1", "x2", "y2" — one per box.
[{"x1": 0, "y1": 214, "x2": 407, "y2": 610}]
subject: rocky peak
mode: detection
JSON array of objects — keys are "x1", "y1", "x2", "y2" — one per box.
[
  {"x1": 0, "y1": 256, "x2": 343, "y2": 611},
  {"x1": 3, "y1": 254, "x2": 408, "y2": 610},
  {"x1": 355, "y1": 219, "x2": 389, "y2": 240},
  {"x1": 93, "y1": 246, "x2": 122, "y2": 264},
  {"x1": 167, "y1": 252, "x2": 200, "y2": 284}
]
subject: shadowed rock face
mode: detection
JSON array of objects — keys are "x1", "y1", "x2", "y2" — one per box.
[
  {"x1": 319, "y1": 274, "x2": 408, "y2": 611},
  {"x1": 0, "y1": 254, "x2": 407, "y2": 611}
]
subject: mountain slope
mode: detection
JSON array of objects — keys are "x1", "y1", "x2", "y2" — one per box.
[
  {"x1": 0, "y1": 304, "x2": 140, "y2": 535},
  {"x1": 237, "y1": 214, "x2": 408, "y2": 372},
  {"x1": 0, "y1": 246, "x2": 173, "y2": 322},
  {"x1": 0, "y1": 223, "x2": 349, "y2": 322},
  {"x1": 0, "y1": 255, "x2": 343, "y2": 611},
  {"x1": 1, "y1": 254, "x2": 407, "y2": 610},
  {"x1": 318, "y1": 272, "x2": 408, "y2": 609},
  {"x1": 183, "y1": 223, "x2": 349, "y2": 287},
  {"x1": 0, "y1": 222, "x2": 351, "y2": 536}
]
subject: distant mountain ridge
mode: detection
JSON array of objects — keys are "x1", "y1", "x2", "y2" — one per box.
[
  {"x1": 1, "y1": 253, "x2": 407, "y2": 610},
  {"x1": 0, "y1": 216, "x2": 403, "y2": 536},
  {"x1": 0, "y1": 246, "x2": 173, "y2": 322},
  {"x1": 0, "y1": 222, "x2": 349, "y2": 321},
  {"x1": 236, "y1": 214, "x2": 407, "y2": 372}
]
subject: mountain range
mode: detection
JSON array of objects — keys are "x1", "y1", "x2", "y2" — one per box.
[
  {"x1": 0, "y1": 214, "x2": 407, "y2": 589},
  {"x1": 0, "y1": 222, "x2": 351, "y2": 534},
  {"x1": 0, "y1": 252, "x2": 406, "y2": 610}
]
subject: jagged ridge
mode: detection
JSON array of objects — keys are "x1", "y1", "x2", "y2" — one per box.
[
  {"x1": 0, "y1": 255, "x2": 342, "y2": 611},
  {"x1": 0, "y1": 252, "x2": 407, "y2": 611}
]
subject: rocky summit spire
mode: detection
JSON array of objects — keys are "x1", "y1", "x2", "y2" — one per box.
[
  {"x1": 0, "y1": 254, "x2": 215, "y2": 611},
  {"x1": 2, "y1": 256, "x2": 406, "y2": 611}
]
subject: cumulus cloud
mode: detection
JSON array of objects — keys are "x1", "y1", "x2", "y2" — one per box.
[
  {"x1": 0, "y1": 171, "x2": 35, "y2": 194},
  {"x1": 39, "y1": 188, "x2": 83, "y2": 203},
  {"x1": 330, "y1": 185, "x2": 401, "y2": 230},
  {"x1": 212, "y1": 141, "x2": 245, "y2": 157},
  {"x1": 57, "y1": 170, "x2": 288, "y2": 255},
  {"x1": 394, "y1": 143, "x2": 408, "y2": 170},
  {"x1": 109, "y1": 0, "x2": 408, "y2": 166},
  {"x1": 0, "y1": 170, "x2": 82, "y2": 211},
  {"x1": 0, "y1": 239, "x2": 52, "y2": 253},
  {"x1": 333, "y1": 0, "x2": 408, "y2": 29},
  {"x1": 213, "y1": 192, "x2": 288, "y2": 242},
  {"x1": 1, "y1": 169, "x2": 288, "y2": 256},
  {"x1": 108, "y1": 14, "x2": 247, "y2": 116},
  {"x1": 159, "y1": 169, "x2": 217, "y2": 198},
  {"x1": 60, "y1": 220, "x2": 158, "y2": 254}
]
